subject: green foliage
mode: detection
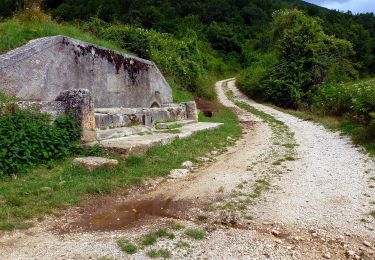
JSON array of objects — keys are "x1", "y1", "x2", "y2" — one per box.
[
  {"x1": 185, "y1": 229, "x2": 206, "y2": 240},
  {"x1": 0, "y1": 104, "x2": 80, "y2": 175},
  {"x1": 237, "y1": 51, "x2": 277, "y2": 100},
  {"x1": 0, "y1": 17, "x2": 125, "y2": 55},
  {"x1": 313, "y1": 79, "x2": 375, "y2": 124},
  {"x1": 239, "y1": 9, "x2": 358, "y2": 109},
  {"x1": 117, "y1": 239, "x2": 137, "y2": 254},
  {"x1": 268, "y1": 9, "x2": 357, "y2": 108},
  {"x1": 146, "y1": 248, "x2": 171, "y2": 258}
]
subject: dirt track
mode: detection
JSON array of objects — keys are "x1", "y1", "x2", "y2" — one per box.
[{"x1": 0, "y1": 79, "x2": 374, "y2": 259}]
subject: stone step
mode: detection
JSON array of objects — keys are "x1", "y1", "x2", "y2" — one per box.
[
  {"x1": 88, "y1": 122, "x2": 223, "y2": 158},
  {"x1": 154, "y1": 119, "x2": 197, "y2": 130},
  {"x1": 96, "y1": 125, "x2": 152, "y2": 141}
]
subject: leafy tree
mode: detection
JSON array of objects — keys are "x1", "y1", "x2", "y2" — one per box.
[{"x1": 263, "y1": 9, "x2": 357, "y2": 108}]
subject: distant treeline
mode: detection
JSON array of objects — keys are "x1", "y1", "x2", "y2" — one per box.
[{"x1": 2, "y1": 0, "x2": 374, "y2": 76}]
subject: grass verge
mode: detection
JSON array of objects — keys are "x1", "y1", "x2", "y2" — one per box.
[
  {"x1": 0, "y1": 107, "x2": 241, "y2": 231},
  {"x1": 267, "y1": 105, "x2": 375, "y2": 157}
]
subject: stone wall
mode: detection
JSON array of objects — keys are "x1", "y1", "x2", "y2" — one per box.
[
  {"x1": 95, "y1": 103, "x2": 191, "y2": 129},
  {"x1": 0, "y1": 36, "x2": 172, "y2": 108}
]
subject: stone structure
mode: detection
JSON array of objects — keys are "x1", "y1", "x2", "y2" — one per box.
[
  {"x1": 1, "y1": 36, "x2": 202, "y2": 145},
  {"x1": 0, "y1": 36, "x2": 172, "y2": 108}
]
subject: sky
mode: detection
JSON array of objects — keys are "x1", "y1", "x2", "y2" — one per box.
[{"x1": 304, "y1": 0, "x2": 375, "y2": 14}]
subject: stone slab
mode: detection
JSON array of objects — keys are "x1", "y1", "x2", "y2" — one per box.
[
  {"x1": 73, "y1": 157, "x2": 118, "y2": 171},
  {"x1": 90, "y1": 122, "x2": 223, "y2": 157}
]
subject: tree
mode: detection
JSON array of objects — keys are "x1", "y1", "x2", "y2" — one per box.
[{"x1": 263, "y1": 9, "x2": 357, "y2": 108}]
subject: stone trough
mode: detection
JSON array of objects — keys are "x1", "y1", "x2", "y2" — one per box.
[{"x1": 0, "y1": 36, "x2": 223, "y2": 155}]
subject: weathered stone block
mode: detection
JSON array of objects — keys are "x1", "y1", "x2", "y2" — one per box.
[
  {"x1": 73, "y1": 157, "x2": 118, "y2": 171},
  {"x1": 0, "y1": 36, "x2": 173, "y2": 108},
  {"x1": 55, "y1": 89, "x2": 96, "y2": 142},
  {"x1": 185, "y1": 101, "x2": 199, "y2": 122}
]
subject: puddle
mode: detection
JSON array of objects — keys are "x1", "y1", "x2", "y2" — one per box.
[{"x1": 74, "y1": 197, "x2": 189, "y2": 231}]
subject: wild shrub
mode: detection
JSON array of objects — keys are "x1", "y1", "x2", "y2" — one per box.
[
  {"x1": 313, "y1": 80, "x2": 375, "y2": 123},
  {"x1": 257, "y1": 9, "x2": 357, "y2": 108},
  {"x1": 0, "y1": 102, "x2": 80, "y2": 175}
]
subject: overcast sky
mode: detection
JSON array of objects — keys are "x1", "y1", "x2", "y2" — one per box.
[{"x1": 304, "y1": 0, "x2": 375, "y2": 14}]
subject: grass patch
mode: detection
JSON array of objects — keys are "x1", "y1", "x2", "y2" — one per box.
[
  {"x1": 170, "y1": 221, "x2": 185, "y2": 230},
  {"x1": 285, "y1": 156, "x2": 296, "y2": 161},
  {"x1": 0, "y1": 18, "x2": 127, "y2": 55},
  {"x1": 175, "y1": 240, "x2": 190, "y2": 248},
  {"x1": 370, "y1": 211, "x2": 375, "y2": 219},
  {"x1": 117, "y1": 239, "x2": 137, "y2": 254},
  {"x1": 142, "y1": 229, "x2": 175, "y2": 246},
  {"x1": 249, "y1": 179, "x2": 270, "y2": 199},
  {"x1": 154, "y1": 229, "x2": 175, "y2": 239},
  {"x1": 234, "y1": 101, "x2": 284, "y2": 126},
  {"x1": 146, "y1": 248, "x2": 171, "y2": 258},
  {"x1": 142, "y1": 234, "x2": 158, "y2": 246},
  {"x1": 185, "y1": 229, "x2": 206, "y2": 240}
]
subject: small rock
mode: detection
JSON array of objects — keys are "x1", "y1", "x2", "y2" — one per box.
[
  {"x1": 73, "y1": 157, "x2": 118, "y2": 171},
  {"x1": 197, "y1": 157, "x2": 210, "y2": 162},
  {"x1": 323, "y1": 252, "x2": 331, "y2": 259},
  {"x1": 271, "y1": 229, "x2": 280, "y2": 237},
  {"x1": 346, "y1": 250, "x2": 356, "y2": 257},
  {"x1": 363, "y1": 241, "x2": 371, "y2": 247},
  {"x1": 311, "y1": 232, "x2": 318, "y2": 238},
  {"x1": 170, "y1": 169, "x2": 190, "y2": 178},
  {"x1": 275, "y1": 239, "x2": 282, "y2": 244},
  {"x1": 182, "y1": 161, "x2": 193, "y2": 168},
  {"x1": 40, "y1": 187, "x2": 52, "y2": 192},
  {"x1": 211, "y1": 150, "x2": 219, "y2": 156}
]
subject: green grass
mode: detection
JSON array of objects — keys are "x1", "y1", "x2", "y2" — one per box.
[
  {"x1": 249, "y1": 179, "x2": 270, "y2": 199},
  {"x1": 142, "y1": 234, "x2": 158, "y2": 246},
  {"x1": 0, "y1": 17, "x2": 127, "y2": 55},
  {"x1": 146, "y1": 248, "x2": 171, "y2": 258},
  {"x1": 154, "y1": 229, "x2": 175, "y2": 239},
  {"x1": 185, "y1": 229, "x2": 206, "y2": 240},
  {"x1": 0, "y1": 107, "x2": 240, "y2": 230},
  {"x1": 117, "y1": 240, "x2": 137, "y2": 254},
  {"x1": 170, "y1": 221, "x2": 185, "y2": 230}
]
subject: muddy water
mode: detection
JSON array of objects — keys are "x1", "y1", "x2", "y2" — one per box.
[{"x1": 74, "y1": 196, "x2": 190, "y2": 231}]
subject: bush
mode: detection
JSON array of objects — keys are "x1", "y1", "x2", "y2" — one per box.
[
  {"x1": 0, "y1": 104, "x2": 80, "y2": 175},
  {"x1": 313, "y1": 80, "x2": 375, "y2": 123},
  {"x1": 237, "y1": 51, "x2": 277, "y2": 100},
  {"x1": 261, "y1": 9, "x2": 356, "y2": 108}
]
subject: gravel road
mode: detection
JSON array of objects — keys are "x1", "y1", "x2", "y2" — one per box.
[{"x1": 0, "y1": 79, "x2": 374, "y2": 259}]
